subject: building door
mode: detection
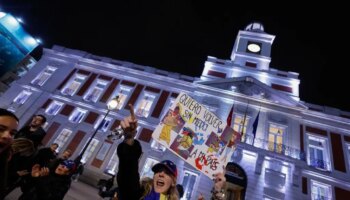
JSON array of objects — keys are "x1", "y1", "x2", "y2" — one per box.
[{"x1": 225, "y1": 162, "x2": 248, "y2": 200}]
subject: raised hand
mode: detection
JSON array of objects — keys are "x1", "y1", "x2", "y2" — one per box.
[
  {"x1": 120, "y1": 104, "x2": 138, "y2": 139},
  {"x1": 213, "y1": 172, "x2": 226, "y2": 191},
  {"x1": 31, "y1": 164, "x2": 50, "y2": 177}
]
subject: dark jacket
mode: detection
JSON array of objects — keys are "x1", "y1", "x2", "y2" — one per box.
[
  {"x1": 19, "y1": 173, "x2": 71, "y2": 200},
  {"x1": 15, "y1": 126, "x2": 46, "y2": 149},
  {"x1": 34, "y1": 147, "x2": 57, "y2": 166},
  {"x1": 0, "y1": 147, "x2": 11, "y2": 199}
]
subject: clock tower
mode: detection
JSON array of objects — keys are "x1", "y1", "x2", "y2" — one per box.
[{"x1": 230, "y1": 22, "x2": 275, "y2": 71}]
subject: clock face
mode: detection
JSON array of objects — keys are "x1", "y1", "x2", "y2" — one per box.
[{"x1": 246, "y1": 42, "x2": 262, "y2": 54}]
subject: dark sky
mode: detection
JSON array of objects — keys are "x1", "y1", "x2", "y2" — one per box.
[{"x1": 2, "y1": 1, "x2": 349, "y2": 111}]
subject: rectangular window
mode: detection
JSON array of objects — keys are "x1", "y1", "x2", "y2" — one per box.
[
  {"x1": 307, "y1": 135, "x2": 330, "y2": 171},
  {"x1": 53, "y1": 129, "x2": 72, "y2": 152},
  {"x1": 31, "y1": 66, "x2": 57, "y2": 86},
  {"x1": 61, "y1": 74, "x2": 86, "y2": 96},
  {"x1": 136, "y1": 93, "x2": 156, "y2": 118},
  {"x1": 96, "y1": 142, "x2": 112, "y2": 160},
  {"x1": 311, "y1": 180, "x2": 332, "y2": 200},
  {"x1": 81, "y1": 138, "x2": 99, "y2": 164},
  {"x1": 140, "y1": 158, "x2": 159, "y2": 178},
  {"x1": 13, "y1": 90, "x2": 32, "y2": 104},
  {"x1": 268, "y1": 124, "x2": 285, "y2": 153},
  {"x1": 84, "y1": 80, "x2": 108, "y2": 102},
  {"x1": 233, "y1": 114, "x2": 249, "y2": 142},
  {"x1": 113, "y1": 86, "x2": 132, "y2": 110},
  {"x1": 181, "y1": 170, "x2": 198, "y2": 200},
  {"x1": 105, "y1": 149, "x2": 119, "y2": 175},
  {"x1": 151, "y1": 140, "x2": 166, "y2": 152},
  {"x1": 245, "y1": 61, "x2": 257, "y2": 68},
  {"x1": 94, "y1": 116, "x2": 112, "y2": 132},
  {"x1": 45, "y1": 101, "x2": 64, "y2": 115},
  {"x1": 69, "y1": 108, "x2": 87, "y2": 123}
]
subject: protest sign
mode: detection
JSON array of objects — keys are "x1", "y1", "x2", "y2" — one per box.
[{"x1": 152, "y1": 92, "x2": 241, "y2": 178}]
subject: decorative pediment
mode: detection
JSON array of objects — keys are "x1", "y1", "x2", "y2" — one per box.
[{"x1": 196, "y1": 76, "x2": 307, "y2": 108}]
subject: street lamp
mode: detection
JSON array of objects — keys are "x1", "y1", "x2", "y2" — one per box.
[{"x1": 75, "y1": 96, "x2": 120, "y2": 164}]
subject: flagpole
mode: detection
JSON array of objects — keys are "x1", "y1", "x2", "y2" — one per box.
[{"x1": 241, "y1": 101, "x2": 249, "y2": 142}]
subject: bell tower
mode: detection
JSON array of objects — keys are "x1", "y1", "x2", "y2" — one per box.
[{"x1": 230, "y1": 22, "x2": 275, "y2": 71}]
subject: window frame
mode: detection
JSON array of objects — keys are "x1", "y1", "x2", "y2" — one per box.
[
  {"x1": 233, "y1": 113, "x2": 250, "y2": 142},
  {"x1": 150, "y1": 139, "x2": 166, "y2": 152},
  {"x1": 307, "y1": 134, "x2": 331, "y2": 171},
  {"x1": 45, "y1": 100, "x2": 64, "y2": 115},
  {"x1": 61, "y1": 74, "x2": 86, "y2": 96},
  {"x1": 52, "y1": 128, "x2": 73, "y2": 152},
  {"x1": 83, "y1": 79, "x2": 109, "y2": 102},
  {"x1": 94, "y1": 116, "x2": 112, "y2": 132},
  {"x1": 111, "y1": 85, "x2": 133, "y2": 110},
  {"x1": 140, "y1": 157, "x2": 160, "y2": 179},
  {"x1": 310, "y1": 180, "x2": 332, "y2": 200},
  {"x1": 267, "y1": 123, "x2": 287, "y2": 153},
  {"x1": 135, "y1": 92, "x2": 157, "y2": 118},
  {"x1": 31, "y1": 66, "x2": 57, "y2": 86},
  {"x1": 69, "y1": 108, "x2": 87, "y2": 123},
  {"x1": 80, "y1": 138, "x2": 99, "y2": 164},
  {"x1": 105, "y1": 148, "x2": 119, "y2": 175},
  {"x1": 13, "y1": 90, "x2": 32, "y2": 105},
  {"x1": 181, "y1": 169, "x2": 199, "y2": 200}
]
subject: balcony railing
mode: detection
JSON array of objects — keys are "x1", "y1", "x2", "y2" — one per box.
[
  {"x1": 309, "y1": 158, "x2": 331, "y2": 171},
  {"x1": 311, "y1": 193, "x2": 332, "y2": 200},
  {"x1": 243, "y1": 134, "x2": 306, "y2": 160},
  {"x1": 241, "y1": 135, "x2": 331, "y2": 171}
]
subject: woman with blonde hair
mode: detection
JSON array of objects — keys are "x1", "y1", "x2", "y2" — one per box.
[
  {"x1": 140, "y1": 160, "x2": 179, "y2": 200},
  {"x1": 11, "y1": 138, "x2": 35, "y2": 156}
]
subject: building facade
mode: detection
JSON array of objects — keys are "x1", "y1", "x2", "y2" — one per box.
[{"x1": 1, "y1": 23, "x2": 350, "y2": 199}]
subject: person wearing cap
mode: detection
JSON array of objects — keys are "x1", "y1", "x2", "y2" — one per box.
[
  {"x1": 18, "y1": 159, "x2": 76, "y2": 200},
  {"x1": 48, "y1": 149, "x2": 72, "y2": 171},
  {"x1": 140, "y1": 159, "x2": 179, "y2": 200}
]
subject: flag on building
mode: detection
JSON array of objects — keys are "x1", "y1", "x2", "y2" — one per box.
[
  {"x1": 241, "y1": 103, "x2": 249, "y2": 142},
  {"x1": 226, "y1": 104, "x2": 234, "y2": 126},
  {"x1": 252, "y1": 110, "x2": 260, "y2": 139}
]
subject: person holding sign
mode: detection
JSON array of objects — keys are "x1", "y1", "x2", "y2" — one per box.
[{"x1": 117, "y1": 104, "x2": 227, "y2": 200}]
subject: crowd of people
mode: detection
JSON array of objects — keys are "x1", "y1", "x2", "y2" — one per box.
[
  {"x1": 0, "y1": 109, "x2": 76, "y2": 200},
  {"x1": 1, "y1": 105, "x2": 227, "y2": 200}
]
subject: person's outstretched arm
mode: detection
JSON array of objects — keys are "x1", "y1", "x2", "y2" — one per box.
[{"x1": 120, "y1": 104, "x2": 138, "y2": 145}]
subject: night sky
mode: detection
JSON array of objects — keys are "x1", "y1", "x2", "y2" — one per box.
[{"x1": 2, "y1": 1, "x2": 349, "y2": 111}]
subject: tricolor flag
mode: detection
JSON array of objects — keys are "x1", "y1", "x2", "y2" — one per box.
[
  {"x1": 251, "y1": 110, "x2": 260, "y2": 139},
  {"x1": 226, "y1": 104, "x2": 234, "y2": 126}
]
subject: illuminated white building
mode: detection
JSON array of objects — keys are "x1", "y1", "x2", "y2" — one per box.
[{"x1": 1, "y1": 22, "x2": 350, "y2": 199}]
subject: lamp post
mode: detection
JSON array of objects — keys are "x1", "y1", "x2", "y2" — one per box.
[{"x1": 75, "y1": 96, "x2": 120, "y2": 164}]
